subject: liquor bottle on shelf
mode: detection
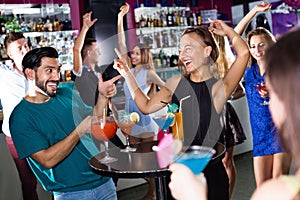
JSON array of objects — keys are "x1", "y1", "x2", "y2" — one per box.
[
  {"x1": 155, "y1": 32, "x2": 161, "y2": 48},
  {"x1": 162, "y1": 30, "x2": 169, "y2": 47},
  {"x1": 44, "y1": 16, "x2": 53, "y2": 32},
  {"x1": 188, "y1": 11, "x2": 194, "y2": 26},
  {"x1": 28, "y1": 17, "x2": 36, "y2": 32},
  {"x1": 153, "y1": 53, "x2": 162, "y2": 68},
  {"x1": 36, "y1": 18, "x2": 44, "y2": 32},
  {"x1": 181, "y1": 10, "x2": 188, "y2": 26},
  {"x1": 138, "y1": 29, "x2": 145, "y2": 44},
  {"x1": 0, "y1": 11, "x2": 6, "y2": 34},
  {"x1": 159, "y1": 49, "x2": 168, "y2": 67},
  {"x1": 0, "y1": 44, "x2": 8, "y2": 60},
  {"x1": 166, "y1": 8, "x2": 174, "y2": 27},
  {"x1": 20, "y1": 17, "x2": 30, "y2": 32},
  {"x1": 160, "y1": 10, "x2": 167, "y2": 27},
  {"x1": 156, "y1": 12, "x2": 162, "y2": 27},
  {"x1": 196, "y1": 10, "x2": 202, "y2": 26},
  {"x1": 53, "y1": 16, "x2": 61, "y2": 31},
  {"x1": 192, "y1": 12, "x2": 197, "y2": 26}
]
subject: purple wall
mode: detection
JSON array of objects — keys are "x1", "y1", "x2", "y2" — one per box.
[{"x1": 0, "y1": 0, "x2": 68, "y2": 3}]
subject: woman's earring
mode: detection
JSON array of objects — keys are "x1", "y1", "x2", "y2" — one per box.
[{"x1": 28, "y1": 79, "x2": 36, "y2": 97}]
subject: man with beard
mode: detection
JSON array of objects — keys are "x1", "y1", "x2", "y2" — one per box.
[{"x1": 9, "y1": 47, "x2": 121, "y2": 200}]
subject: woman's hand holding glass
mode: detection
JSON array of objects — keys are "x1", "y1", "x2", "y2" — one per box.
[{"x1": 254, "y1": 81, "x2": 269, "y2": 105}]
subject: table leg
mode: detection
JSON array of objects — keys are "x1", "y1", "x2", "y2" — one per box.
[{"x1": 154, "y1": 176, "x2": 168, "y2": 200}]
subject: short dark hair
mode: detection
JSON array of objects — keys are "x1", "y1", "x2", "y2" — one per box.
[
  {"x1": 4, "y1": 32, "x2": 25, "y2": 49},
  {"x1": 81, "y1": 38, "x2": 97, "y2": 58},
  {"x1": 22, "y1": 47, "x2": 59, "y2": 74}
]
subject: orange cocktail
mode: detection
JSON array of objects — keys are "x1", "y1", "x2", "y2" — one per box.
[
  {"x1": 91, "y1": 120, "x2": 117, "y2": 141},
  {"x1": 114, "y1": 111, "x2": 140, "y2": 153},
  {"x1": 171, "y1": 112, "x2": 184, "y2": 141},
  {"x1": 118, "y1": 121, "x2": 135, "y2": 136},
  {"x1": 91, "y1": 115, "x2": 118, "y2": 164}
]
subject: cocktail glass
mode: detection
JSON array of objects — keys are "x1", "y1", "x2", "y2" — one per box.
[
  {"x1": 171, "y1": 111, "x2": 184, "y2": 141},
  {"x1": 254, "y1": 81, "x2": 269, "y2": 105},
  {"x1": 173, "y1": 146, "x2": 215, "y2": 175},
  {"x1": 115, "y1": 112, "x2": 139, "y2": 153},
  {"x1": 153, "y1": 113, "x2": 175, "y2": 136},
  {"x1": 91, "y1": 115, "x2": 118, "y2": 164}
]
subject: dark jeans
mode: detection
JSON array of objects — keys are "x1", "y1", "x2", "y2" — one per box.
[{"x1": 6, "y1": 136, "x2": 38, "y2": 200}]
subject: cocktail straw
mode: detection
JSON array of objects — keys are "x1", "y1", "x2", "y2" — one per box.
[
  {"x1": 103, "y1": 107, "x2": 106, "y2": 120},
  {"x1": 179, "y1": 95, "x2": 191, "y2": 112},
  {"x1": 100, "y1": 108, "x2": 106, "y2": 129}
]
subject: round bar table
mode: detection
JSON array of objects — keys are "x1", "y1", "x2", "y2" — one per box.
[{"x1": 89, "y1": 140, "x2": 225, "y2": 200}]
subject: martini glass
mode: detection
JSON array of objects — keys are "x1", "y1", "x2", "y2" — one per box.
[
  {"x1": 173, "y1": 145, "x2": 215, "y2": 175},
  {"x1": 153, "y1": 113, "x2": 175, "y2": 136},
  {"x1": 91, "y1": 115, "x2": 118, "y2": 164}
]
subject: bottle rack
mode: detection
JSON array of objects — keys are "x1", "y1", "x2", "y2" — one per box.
[
  {"x1": 0, "y1": 3, "x2": 76, "y2": 71},
  {"x1": 0, "y1": 30, "x2": 78, "y2": 71}
]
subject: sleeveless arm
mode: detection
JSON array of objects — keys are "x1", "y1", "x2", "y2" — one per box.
[
  {"x1": 209, "y1": 20, "x2": 249, "y2": 112},
  {"x1": 123, "y1": 71, "x2": 178, "y2": 114},
  {"x1": 73, "y1": 12, "x2": 97, "y2": 75},
  {"x1": 117, "y1": 3, "x2": 132, "y2": 68},
  {"x1": 147, "y1": 70, "x2": 166, "y2": 88},
  {"x1": 234, "y1": 2, "x2": 271, "y2": 35}
]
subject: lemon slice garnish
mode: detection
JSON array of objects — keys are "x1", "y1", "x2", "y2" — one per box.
[
  {"x1": 166, "y1": 112, "x2": 175, "y2": 126},
  {"x1": 130, "y1": 112, "x2": 140, "y2": 123}
]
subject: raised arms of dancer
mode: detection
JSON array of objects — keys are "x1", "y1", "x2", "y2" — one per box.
[
  {"x1": 117, "y1": 3, "x2": 132, "y2": 67},
  {"x1": 73, "y1": 12, "x2": 98, "y2": 75},
  {"x1": 209, "y1": 20, "x2": 249, "y2": 112},
  {"x1": 234, "y1": 2, "x2": 271, "y2": 35}
]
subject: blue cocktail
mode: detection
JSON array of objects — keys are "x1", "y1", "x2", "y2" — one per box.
[
  {"x1": 153, "y1": 113, "x2": 175, "y2": 134},
  {"x1": 173, "y1": 146, "x2": 215, "y2": 174}
]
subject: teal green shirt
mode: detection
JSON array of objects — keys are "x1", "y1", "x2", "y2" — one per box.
[{"x1": 10, "y1": 87, "x2": 110, "y2": 193}]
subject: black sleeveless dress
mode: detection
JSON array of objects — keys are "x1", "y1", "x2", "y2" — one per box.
[{"x1": 171, "y1": 76, "x2": 229, "y2": 200}]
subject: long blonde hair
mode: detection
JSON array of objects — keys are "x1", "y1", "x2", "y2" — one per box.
[
  {"x1": 132, "y1": 43, "x2": 157, "y2": 97},
  {"x1": 214, "y1": 34, "x2": 228, "y2": 79},
  {"x1": 132, "y1": 43, "x2": 155, "y2": 70}
]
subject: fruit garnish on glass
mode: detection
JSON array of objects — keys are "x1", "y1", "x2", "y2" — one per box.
[
  {"x1": 116, "y1": 111, "x2": 140, "y2": 153},
  {"x1": 153, "y1": 112, "x2": 175, "y2": 135}
]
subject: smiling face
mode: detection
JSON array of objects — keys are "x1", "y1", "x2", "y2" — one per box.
[
  {"x1": 249, "y1": 35, "x2": 269, "y2": 62},
  {"x1": 7, "y1": 38, "x2": 30, "y2": 68},
  {"x1": 246, "y1": 28, "x2": 275, "y2": 63},
  {"x1": 178, "y1": 33, "x2": 210, "y2": 74},
  {"x1": 35, "y1": 57, "x2": 61, "y2": 97},
  {"x1": 131, "y1": 46, "x2": 142, "y2": 66}
]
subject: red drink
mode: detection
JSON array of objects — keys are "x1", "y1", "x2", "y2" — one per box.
[
  {"x1": 254, "y1": 84, "x2": 266, "y2": 91},
  {"x1": 91, "y1": 118, "x2": 117, "y2": 141}
]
